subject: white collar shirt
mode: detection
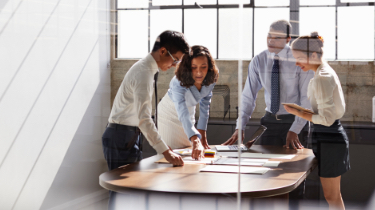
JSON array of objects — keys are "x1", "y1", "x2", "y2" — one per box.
[
  {"x1": 309, "y1": 62, "x2": 346, "y2": 127},
  {"x1": 108, "y1": 53, "x2": 169, "y2": 154}
]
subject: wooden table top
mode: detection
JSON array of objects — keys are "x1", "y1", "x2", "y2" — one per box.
[{"x1": 99, "y1": 145, "x2": 317, "y2": 198}]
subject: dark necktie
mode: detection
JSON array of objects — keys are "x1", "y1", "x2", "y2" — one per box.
[
  {"x1": 154, "y1": 72, "x2": 159, "y2": 128},
  {"x1": 271, "y1": 55, "x2": 280, "y2": 114}
]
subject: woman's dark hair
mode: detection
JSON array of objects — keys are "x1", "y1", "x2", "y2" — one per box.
[
  {"x1": 151, "y1": 30, "x2": 189, "y2": 54},
  {"x1": 291, "y1": 31, "x2": 324, "y2": 58},
  {"x1": 175, "y1": 45, "x2": 219, "y2": 88}
]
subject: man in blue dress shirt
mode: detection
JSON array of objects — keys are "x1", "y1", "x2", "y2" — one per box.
[{"x1": 223, "y1": 19, "x2": 313, "y2": 149}]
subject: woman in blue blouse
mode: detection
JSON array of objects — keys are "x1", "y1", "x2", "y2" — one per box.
[{"x1": 158, "y1": 45, "x2": 219, "y2": 160}]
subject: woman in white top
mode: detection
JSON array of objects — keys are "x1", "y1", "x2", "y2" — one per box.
[{"x1": 284, "y1": 32, "x2": 350, "y2": 210}]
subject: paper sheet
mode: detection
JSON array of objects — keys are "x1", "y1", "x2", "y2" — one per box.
[
  {"x1": 200, "y1": 165, "x2": 270, "y2": 174},
  {"x1": 220, "y1": 152, "x2": 295, "y2": 160},
  {"x1": 155, "y1": 157, "x2": 217, "y2": 164}
]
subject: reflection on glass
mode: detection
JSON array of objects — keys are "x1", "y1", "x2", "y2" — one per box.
[
  {"x1": 117, "y1": 0, "x2": 149, "y2": 8},
  {"x1": 300, "y1": 0, "x2": 335, "y2": 5},
  {"x1": 150, "y1": 10, "x2": 183, "y2": 49},
  {"x1": 219, "y1": 0, "x2": 250, "y2": 4},
  {"x1": 184, "y1": 9, "x2": 217, "y2": 58},
  {"x1": 219, "y1": 8, "x2": 252, "y2": 59},
  {"x1": 254, "y1": 8, "x2": 289, "y2": 55},
  {"x1": 338, "y1": 6, "x2": 374, "y2": 60},
  {"x1": 300, "y1": 7, "x2": 335, "y2": 60},
  {"x1": 153, "y1": 0, "x2": 182, "y2": 6},
  {"x1": 184, "y1": 0, "x2": 216, "y2": 5},
  {"x1": 118, "y1": 10, "x2": 148, "y2": 58},
  {"x1": 255, "y1": 0, "x2": 289, "y2": 6}
]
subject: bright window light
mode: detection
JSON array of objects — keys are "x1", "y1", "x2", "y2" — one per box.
[{"x1": 117, "y1": 0, "x2": 149, "y2": 8}]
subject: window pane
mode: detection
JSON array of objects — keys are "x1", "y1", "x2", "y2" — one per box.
[
  {"x1": 300, "y1": 0, "x2": 335, "y2": 5},
  {"x1": 300, "y1": 7, "x2": 335, "y2": 60},
  {"x1": 219, "y1": 8, "x2": 253, "y2": 59},
  {"x1": 255, "y1": 0, "x2": 289, "y2": 6},
  {"x1": 118, "y1": 10, "x2": 148, "y2": 58},
  {"x1": 153, "y1": 0, "x2": 182, "y2": 6},
  {"x1": 341, "y1": 0, "x2": 373, "y2": 2},
  {"x1": 184, "y1": 9, "x2": 217, "y2": 58},
  {"x1": 338, "y1": 6, "x2": 374, "y2": 60},
  {"x1": 117, "y1": 0, "x2": 148, "y2": 8},
  {"x1": 150, "y1": 10, "x2": 182, "y2": 50},
  {"x1": 254, "y1": 8, "x2": 289, "y2": 55},
  {"x1": 184, "y1": 0, "x2": 216, "y2": 5},
  {"x1": 219, "y1": 0, "x2": 250, "y2": 4}
]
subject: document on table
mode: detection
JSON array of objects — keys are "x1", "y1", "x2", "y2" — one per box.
[
  {"x1": 155, "y1": 156, "x2": 218, "y2": 164},
  {"x1": 214, "y1": 158, "x2": 280, "y2": 167},
  {"x1": 200, "y1": 165, "x2": 270, "y2": 174},
  {"x1": 219, "y1": 152, "x2": 295, "y2": 160}
]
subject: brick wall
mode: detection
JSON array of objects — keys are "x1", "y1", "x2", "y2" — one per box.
[{"x1": 111, "y1": 59, "x2": 375, "y2": 122}]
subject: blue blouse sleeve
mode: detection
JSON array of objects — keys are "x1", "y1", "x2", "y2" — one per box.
[
  {"x1": 197, "y1": 86, "x2": 214, "y2": 130},
  {"x1": 169, "y1": 78, "x2": 202, "y2": 140}
]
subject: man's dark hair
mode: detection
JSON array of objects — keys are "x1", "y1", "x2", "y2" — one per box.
[
  {"x1": 151, "y1": 30, "x2": 189, "y2": 54},
  {"x1": 270, "y1": 20, "x2": 292, "y2": 37},
  {"x1": 175, "y1": 45, "x2": 219, "y2": 88}
]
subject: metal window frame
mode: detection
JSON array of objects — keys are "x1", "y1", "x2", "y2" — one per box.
[{"x1": 115, "y1": 0, "x2": 375, "y2": 60}]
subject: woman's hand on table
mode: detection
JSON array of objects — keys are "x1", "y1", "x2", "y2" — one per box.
[
  {"x1": 191, "y1": 135, "x2": 205, "y2": 160},
  {"x1": 162, "y1": 149, "x2": 184, "y2": 166},
  {"x1": 198, "y1": 129, "x2": 211, "y2": 149}
]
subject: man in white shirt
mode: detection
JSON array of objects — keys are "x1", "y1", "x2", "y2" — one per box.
[
  {"x1": 222, "y1": 20, "x2": 314, "y2": 208},
  {"x1": 102, "y1": 31, "x2": 189, "y2": 172},
  {"x1": 223, "y1": 20, "x2": 314, "y2": 149}
]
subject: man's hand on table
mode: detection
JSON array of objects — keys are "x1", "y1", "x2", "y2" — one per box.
[
  {"x1": 163, "y1": 149, "x2": 184, "y2": 166},
  {"x1": 221, "y1": 129, "x2": 244, "y2": 145},
  {"x1": 284, "y1": 131, "x2": 304, "y2": 149},
  {"x1": 191, "y1": 135, "x2": 205, "y2": 160}
]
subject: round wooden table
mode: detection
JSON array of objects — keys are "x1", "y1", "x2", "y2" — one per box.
[{"x1": 99, "y1": 145, "x2": 317, "y2": 198}]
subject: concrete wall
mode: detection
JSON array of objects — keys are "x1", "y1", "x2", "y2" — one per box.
[
  {"x1": 0, "y1": 0, "x2": 110, "y2": 209},
  {"x1": 111, "y1": 59, "x2": 375, "y2": 122}
]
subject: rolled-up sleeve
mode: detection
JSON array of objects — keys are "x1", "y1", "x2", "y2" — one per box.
[
  {"x1": 197, "y1": 89, "x2": 213, "y2": 130},
  {"x1": 133, "y1": 72, "x2": 169, "y2": 154},
  {"x1": 170, "y1": 80, "x2": 202, "y2": 140},
  {"x1": 289, "y1": 70, "x2": 314, "y2": 134},
  {"x1": 311, "y1": 74, "x2": 337, "y2": 127},
  {"x1": 236, "y1": 57, "x2": 262, "y2": 130}
]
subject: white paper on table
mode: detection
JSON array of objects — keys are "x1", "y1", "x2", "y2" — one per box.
[
  {"x1": 182, "y1": 156, "x2": 218, "y2": 164},
  {"x1": 263, "y1": 161, "x2": 281, "y2": 167},
  {"x1": 200, "y1": 165, "x2": 270, "y2": 174},
  {"x1": 227, "y1": 153, "x2": 295, "y2": 160},
  {"x1": 173, "y1": 149, "x2": 192, "y2": 156},
  {"x1": 217, "y1": 152, "x2": 262, "y2": 157},
  {"x1": 214, "y1": 158, "x2": 266, "y2": 166}
]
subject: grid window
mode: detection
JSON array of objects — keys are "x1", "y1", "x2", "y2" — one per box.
[
  {"x1": 150, "y1": 10, "x2": 183, "y2": 50},
  {"x1": 184, "y1": 9, "x2": 217, "y2": 58},
  {"x1": 152, "y1": 0, "x2": 182, "y2": 6},
  {"x1": 117, "y1": 0, "x2": 149, "y2": 8},
  {"x1": 219, "y1": 0, "x2": 251, "y2": 4},
  {"x1": 117, "y1": 10, "x2": 148, "y2": 58},
  {"x1": 255, "y1": 0, "x2": 289, "y2": 7},
  {"x1": 219, "y1": 8, "x2": 253, "y2": 59},
  {"x1": 184, "y1": 0, "x2": 216, "y2": 5},
  {"x1": 300, "y1": 0, "x2": 335, "y2": 6},
  {"x1": 300, "y1": 7, "x2": 336, "y2": 60},
  {"x1": 338, "y1": 6, "x2": 374, "y2": 60}
]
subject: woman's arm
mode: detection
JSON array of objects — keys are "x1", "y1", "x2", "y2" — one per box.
[{"x1": 284, "y1": 105, "x2": 313, "y2": 122}]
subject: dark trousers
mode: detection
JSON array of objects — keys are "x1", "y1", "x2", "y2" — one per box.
[
  {"x1": 259, "y1": 112, "x2": 308, "y2": 209},
  {"x1": 102, "y1": 124, "x2": 143, "y2": 210}
]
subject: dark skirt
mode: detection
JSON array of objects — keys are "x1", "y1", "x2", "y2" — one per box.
[{"x1": 311, "y1": 120, "x2": 350, "y2": 178}]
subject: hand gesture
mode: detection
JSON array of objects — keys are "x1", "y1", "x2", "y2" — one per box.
[
  {"x1": 162, "y1": 149, "x2": 184, "y2": 166},
  {"x1": 191, "y1": 136, "x2": 205, "y2": 160},
  {"x1": 284, "y1": 131, "x2": 304, "y2": 149},
  {"x1": 221, "y1": 129, "x2": 244, "y2": 145}
]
